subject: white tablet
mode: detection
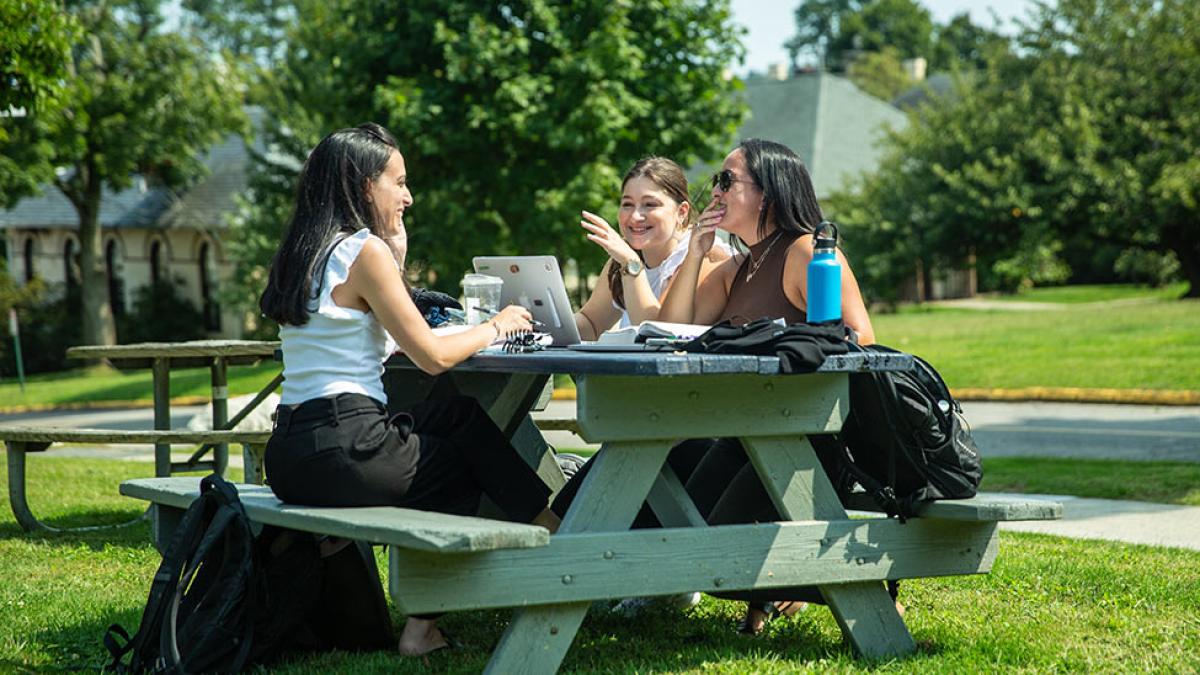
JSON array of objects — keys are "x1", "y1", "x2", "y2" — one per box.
[{"x1": 472, "y1": 256, "x2": 582, "y2": 346}]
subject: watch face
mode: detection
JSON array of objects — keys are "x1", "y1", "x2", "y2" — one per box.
[{"x1": 625, "y1": 259, "x2": 644, "y2": 275}]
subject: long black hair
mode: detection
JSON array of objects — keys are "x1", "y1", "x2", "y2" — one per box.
[
  {"x1": 259, "y1": 123, "x2": 399, "y2": 326},
  {"x1": 739, "y1": 138, "x2": 823, "y2": 241}
]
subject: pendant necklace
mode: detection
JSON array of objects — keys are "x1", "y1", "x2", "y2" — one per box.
[{"x1": 745, "y1": 232, "x2": 783, "y2": 282}]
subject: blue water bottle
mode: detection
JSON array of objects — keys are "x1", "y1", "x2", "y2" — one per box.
[{"x1": 806, "y1": 221, "x2": 841, "y2": 323}]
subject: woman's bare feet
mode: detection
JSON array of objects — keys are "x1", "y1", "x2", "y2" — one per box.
[{"x1": 398, "y1": 617, "x2": 450, "y2": 656}]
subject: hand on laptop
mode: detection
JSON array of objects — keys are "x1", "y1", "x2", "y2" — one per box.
[{"x1": 487, "y1": 305, "x2": 534, "y2": 338}]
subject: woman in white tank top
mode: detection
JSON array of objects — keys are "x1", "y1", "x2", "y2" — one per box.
[
  {"x1": 572, "y1": 157, "x2": 731, "y2": 339},
  {"x1": 259, "y1": 124, "x2": 560, "y2": 657}
]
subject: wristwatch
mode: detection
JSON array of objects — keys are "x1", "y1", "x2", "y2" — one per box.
[{"x1": 621, "y1": 258, "x2": 644, "y2": 276}]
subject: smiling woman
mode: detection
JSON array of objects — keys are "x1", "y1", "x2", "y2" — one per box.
[{"x1": 572, "y1": 156, "x2": 731, "y2": 340}]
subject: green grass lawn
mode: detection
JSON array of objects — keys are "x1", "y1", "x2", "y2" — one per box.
[
  {"x1": 872, "y1": 296, "x2": 1200, "y2": 391},
  {"x1": 2, "y1": 457, "x2": 1199, "y2": 672},
  {"x1": 983, "y1": 457, "x2": 1200, "y2": 506},
  {"x1": 0, "y1": 361, "x2": 281, "y2": 411},
  {"x1": 987, "y1": 282, "x2": 1189, "y2": 304}
]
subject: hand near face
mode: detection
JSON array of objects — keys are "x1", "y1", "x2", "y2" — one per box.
[
  {"x1": 688, "y1": 201, "x2": 723, "y2": 258},
  {"x1": 580, "y1": 210, "x2": 638, "y2": 267}
]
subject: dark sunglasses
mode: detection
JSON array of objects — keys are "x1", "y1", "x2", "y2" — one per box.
[{"x1": 711, "y1": 169, "x2": 753, "y2": 193}]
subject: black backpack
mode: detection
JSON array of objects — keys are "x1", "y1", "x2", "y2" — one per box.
[
  {"x1": 105, "y1": 474, "x2": 392, "y2": 673},
  {"x1": 819, "y1": 344, "x2": 983, "y2": 520}
]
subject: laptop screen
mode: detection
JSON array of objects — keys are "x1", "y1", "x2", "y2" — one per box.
[{"x1": 472, "y1": 256, "x2": 582, "y2": 346}]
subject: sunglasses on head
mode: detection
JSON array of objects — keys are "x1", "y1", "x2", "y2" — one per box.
[{"x1": 711, "y1": 169, "x2": 753, "y2": 193}]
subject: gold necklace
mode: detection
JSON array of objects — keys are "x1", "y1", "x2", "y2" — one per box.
[{"x1": 745, "y1": 232, "x2": 783, "y2": 282}]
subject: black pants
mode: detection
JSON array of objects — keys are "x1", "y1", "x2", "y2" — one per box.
[{"x1": 265, "y1": 393, "x2": 550, "y2": 523}]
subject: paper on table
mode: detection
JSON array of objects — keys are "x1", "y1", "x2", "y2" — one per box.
[{"x1": 594, "y1": 321, "x2": 710, "y2": 346}]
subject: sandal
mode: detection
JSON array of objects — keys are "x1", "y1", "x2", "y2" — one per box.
[{"x1": 735, "y1": 600, "x2": 807, "y2": 635}]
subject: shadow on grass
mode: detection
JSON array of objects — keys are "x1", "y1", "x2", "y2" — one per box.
[{"x1": 0, "y1": 510, "x2": 151, "y2": 551}]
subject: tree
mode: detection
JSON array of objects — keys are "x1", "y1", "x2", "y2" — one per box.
[
  {"x1": 785, "y1": 0, "x2": 932, "y2": 73},
  {"x1": 929, "y1": 12, "x2": 1011, "y2": 72},
  {"x1": 831, "y1": 0, "x2": 1200, "y2": 300},
  {"x1": 0, "y1": 1, "x2": 247, "y2": 345},
  {"x1": 0, "y1": 0, "x2": 77, "y2": 114},
  {"x1": 846, "y1": 46, "x2": 913, "y2": 100},
  {"x1": 228, "y1": 0, "x2": 747, "y2": 301}
]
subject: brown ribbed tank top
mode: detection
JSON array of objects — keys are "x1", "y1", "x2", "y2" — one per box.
[{"x1": 718, "y1": 231, "x2": 808, "y2": 326}]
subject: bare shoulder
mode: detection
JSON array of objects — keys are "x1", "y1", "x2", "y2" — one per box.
[{"x1": 785, "y1": 233, "x2": 816, "y2": 264}]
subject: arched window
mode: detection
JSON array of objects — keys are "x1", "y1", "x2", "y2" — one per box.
[
  {"x1": 199, "y1": 242, "x2": 221, "y2": 332},
  {"x1": 106, "y1": 239, "x2": 126, "y2": 318},
  {"x1": 149, "y1": 240, "x2": 163, "y2": 285},
  {"x1": 23, "y1": 237, "x2": 35, "y2": 283},
  {"x1": 63, "y1": 238, "x2": 80, "y2": 291}
]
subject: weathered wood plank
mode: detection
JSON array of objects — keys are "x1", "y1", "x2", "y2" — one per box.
[
  {"x1": 388, "y1": 518, "x2": 999, "y2": 613},
  {"x1": 483, "y1": 603, "x2": 589, "y2": 675},
  {"x1": 532, "y1": 417, "x2": 582, "y2": 434},
  {"x1": 575, "y1": 373, "x2": 848, "y2": 442},
  {"x1": 120, "y1": 478, "x2": 548, "y2": 553},
  {"x1": 483, "y1": 440, "x2": 671, "y2": 674},
  {"x1": 67, "y1": 340, "x2": 280, "y2": 360},
  {"x1": 0, "y1": 427, "x2": 271, "y2": 445},
  {"x1": 843, "y1": 492, "x2": 1065, "y2": 522},
  {"x1": 743, "y1": 435, "x2": 916, "y2": 658}
]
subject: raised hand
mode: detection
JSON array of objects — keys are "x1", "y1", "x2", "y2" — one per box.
[{"x1": 580, "y1": 210, "x2": 638, "y2": 267}]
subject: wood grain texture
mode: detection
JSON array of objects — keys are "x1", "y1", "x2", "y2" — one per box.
[
  {"x1": 0, "y1": 428, "x2": 271, "y2": 444},
  {"x1": 67, "y1": 340, "x2": 280, "y2": 360},
  {"x1": 575, "y1": 373, "x2": 847, "y2": 442},
  {"x1": 843, "y1": 492, "x2": 1065, "y2": 521},
  {"x1": 387, "y1": 518, "x2": 999, "y2": 613},
  {"x1": 120, "y1": 478, "x2": 549, "y2": 553}
]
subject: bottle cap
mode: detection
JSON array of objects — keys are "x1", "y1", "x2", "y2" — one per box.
[{"x1": 814, "y1": 221, "x2": 838, "y2": 252}]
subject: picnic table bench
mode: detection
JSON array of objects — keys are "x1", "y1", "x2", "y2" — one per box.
[
  {"x1": 119, "y1": 349, "x2": 1063, "y2": 672},
  {"x1": 2, "y1": 428, "x2": 270, "y2": 531},
  {"x1": 1, "y1": 340, "x2": 281, "y2": 531}
]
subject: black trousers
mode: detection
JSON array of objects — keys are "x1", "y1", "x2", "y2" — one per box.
[{"x1": 265, "y1": 393, "x2": 550, "y2": 524}]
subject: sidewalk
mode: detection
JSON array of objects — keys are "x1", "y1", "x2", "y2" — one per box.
[{"x1": 993, "y1": 493, "x2": 1200, "y2": 551}]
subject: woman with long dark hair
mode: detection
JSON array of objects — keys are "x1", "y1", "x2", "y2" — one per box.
[
  {"x1": 658, "y1": 138, "x2": 881, "y2": 634},
  {"x1": 260, "y1": 123, "x2": 560, "y2": 657},
  {"x1": 572, "y1": 156, "x2": 730, "y2": 339}
]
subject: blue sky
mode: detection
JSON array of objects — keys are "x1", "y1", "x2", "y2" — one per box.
[{"x1": 730, "y1": 0, "x2": 1038, "y2": 75}]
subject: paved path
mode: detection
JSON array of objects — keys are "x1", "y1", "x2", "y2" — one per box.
[{"x1": 4, "y1": 401, "x2": 1199, "y2": 552}]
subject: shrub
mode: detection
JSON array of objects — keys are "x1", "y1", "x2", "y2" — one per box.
[{"x1": 118, "y1": 277, "x2": 206, "y2": 344}]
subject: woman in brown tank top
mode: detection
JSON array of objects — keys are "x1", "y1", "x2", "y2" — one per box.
[
  {"x1": 659, "y1": 138, "x2": 874, "y2": 342},
  {"x1": 659, "y1": 139, "x2": 887, "y2": 634}
]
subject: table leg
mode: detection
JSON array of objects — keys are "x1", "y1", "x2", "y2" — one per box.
[
  {"x1": 484, "y1": 440, "x2": 671, "y2": 674},
  {"x1": 742, "y1": 435, "x2": 916, "y2": 659},
  {"x1": 152, "y1": 358, "x2": 171, "y2": 478},
  {"x1": 210, "y1": 357, "x2": 229, "y2": 476}
]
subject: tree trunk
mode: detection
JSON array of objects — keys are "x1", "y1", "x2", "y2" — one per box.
[
  {"x1": 76, "y1": 185, "x2": 116, "y2": 346},
  {"x1": 1163, "y1": 225, "x2": 1200, "y2": 299}
]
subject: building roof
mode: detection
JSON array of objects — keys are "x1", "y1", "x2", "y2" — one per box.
[
  {"x1": 694, "y1": 72, "x2": 907, "y2": 199},
  {"x1": 0, "y1": 107, "x2": 267, "y2": 231}
]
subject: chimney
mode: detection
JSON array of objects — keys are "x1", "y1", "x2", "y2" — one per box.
[
  {"x1": 902, "y1": 57, "x2": 927, "y2": 82},
  {"x1": 767, "y1": 63, "x2": 788, "y2": 81}
]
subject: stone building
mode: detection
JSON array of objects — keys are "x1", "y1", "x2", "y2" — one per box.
[{"x1": 0, "y1": 122, "x2": 256, "y2": 338}]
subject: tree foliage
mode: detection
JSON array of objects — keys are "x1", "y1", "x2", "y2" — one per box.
[
  {"x1": 831, "y1": 0, "x2": 1200, "y2": 301},
  {"x1": 786, "y1": 0, "x2": 932, "y2": 72},
  {"x1": 228, "y1": 0, "x2": 747, "y2": 302},
  {"x1": 0, "y1": 0, "x2": 78, "y2": 115},
  {"x1": 0, "y1": 1, "x2": 247, "y2": 345}
]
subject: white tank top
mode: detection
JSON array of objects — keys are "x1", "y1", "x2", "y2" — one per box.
[
  {"x1": 615, "y1": 236, "x2": 733, "y2": 327},
  {"x1": 279, "y1": 229, "x2": 397, "y2": 405}
]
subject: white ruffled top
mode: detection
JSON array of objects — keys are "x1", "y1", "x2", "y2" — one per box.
[{"x1": 279, "y1": 229, "x2": 397, "y2": 405}]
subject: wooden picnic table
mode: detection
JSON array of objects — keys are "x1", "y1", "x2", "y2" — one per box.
[
  {"x1": 66, "y1": 340, "x2": 282, "y2": 477},
  {"x1": 382, "y1": 348, "x2": 967, "y2": 670}
]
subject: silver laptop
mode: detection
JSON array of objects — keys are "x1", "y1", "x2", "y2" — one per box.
[{"x1": 472, "y1": 256, "x2": 582, "y2": 346}]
